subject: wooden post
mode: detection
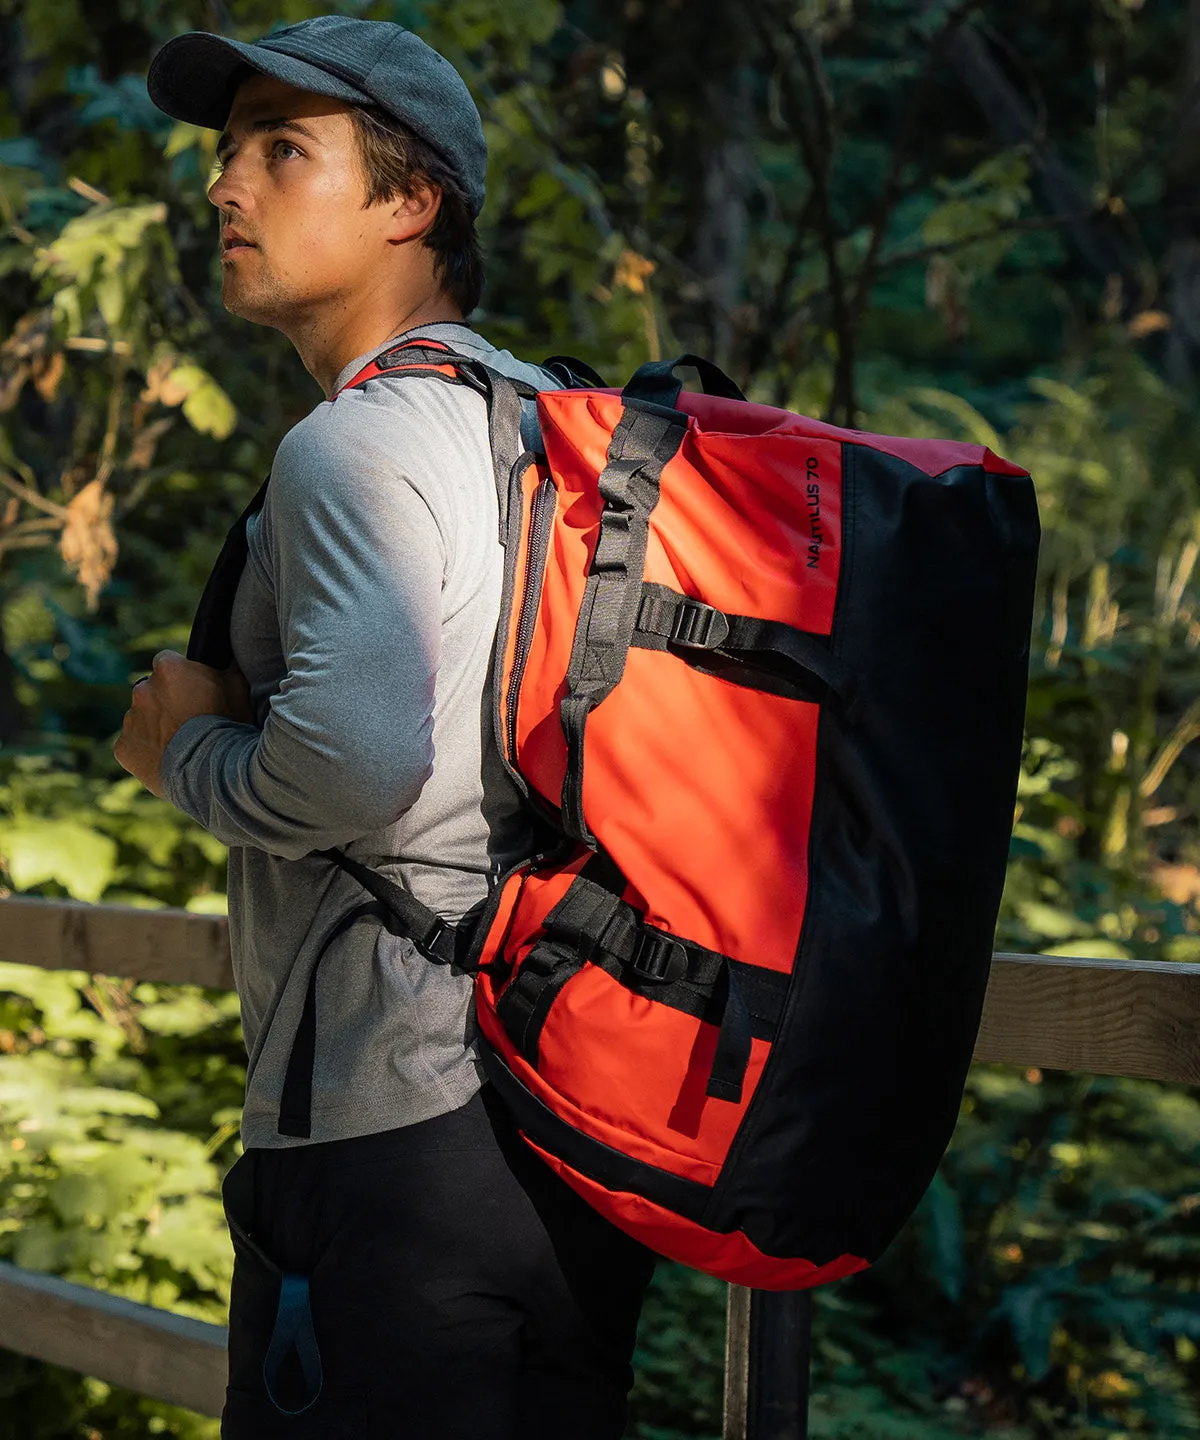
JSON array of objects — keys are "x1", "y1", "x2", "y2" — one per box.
[
  {"x1": 724, "y1": 1286, "x2": 811, "y2": 1440},
  {"x1": 724, "y1": 1284, "x2": 752, "y2": 1439}
]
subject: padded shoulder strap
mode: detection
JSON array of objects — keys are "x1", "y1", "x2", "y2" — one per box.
[
  {"x1": 339, "y1": 337, "x2": 540, "y2": 544},
  {"x1": 187, "y1": 477, "x2": 269, "y2": 668}
]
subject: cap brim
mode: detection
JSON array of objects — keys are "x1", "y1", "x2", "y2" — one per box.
[{"x1": 147, "y1": 32, "x2": 374, "y2": 131}]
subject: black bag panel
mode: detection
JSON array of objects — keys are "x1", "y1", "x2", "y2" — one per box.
[{"x1": 704, "y1": 445, "x2": 1039, "y2": 1265}]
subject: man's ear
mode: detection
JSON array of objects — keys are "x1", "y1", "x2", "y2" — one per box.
[{"x1": 385, "y1": 182, "x2": 442, "y2": 245}]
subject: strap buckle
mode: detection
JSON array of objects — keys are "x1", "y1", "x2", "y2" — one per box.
[
  {"x1": 628, "y1": 929, "x2": 687, "y2": 983},
  {"x1": 670, "y1": 599, "x2": 730, "y2": 650},
  {"x1": 418, "y1": 915, "x2": 458, "y2": 967}
]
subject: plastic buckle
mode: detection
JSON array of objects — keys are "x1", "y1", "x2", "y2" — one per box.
[
  {"x1": 628, "y1": 930, "x2": 686, "y2": 983},
  {"x1": 670, "y1": 599, "x2": 730, "y2": 650},
  {"x1": 421, "y1": 916, "x2": 455, "y2": 966}
]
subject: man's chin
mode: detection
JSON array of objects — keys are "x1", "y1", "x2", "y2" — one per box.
[{"x1": 221, "y1": 275, "x2": 287, "y2": 328}]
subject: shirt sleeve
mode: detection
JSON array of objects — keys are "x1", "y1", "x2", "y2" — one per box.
[{"x1": 160, "y1": 397, "x2": 447, "y2": 859}]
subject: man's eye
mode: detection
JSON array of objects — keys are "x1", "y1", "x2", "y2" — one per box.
[{"x1": 271, "y1": 141, "x2": 302, "y2": 161}]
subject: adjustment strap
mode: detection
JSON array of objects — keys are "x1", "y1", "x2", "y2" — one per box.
[
  {"x1": 633, "y1": 582, "x2": 854, "y2": 707},
  {"x1": 321, "y1": 847, "x2": 463, "y2": 967},
  {"x1": 538, "y1": 874, "x2": 788, "y2": 1103},
  {"x1": 494, "y1": 938, "x2": 585, "y2": 1067},
  {"x1": 277, "y1": 851, "x2": 477, "y2": 1138},
  {"x1": 706, "y1": 964, "x2": 753, "y2": 1103},
  {"x1": 493, "y1": 859, "x2": 619, "y2": 1065},
  {"x1": 278, "y1": 899, "x2": 385, "y2": 1138},
  {"x1": 559, "y1": 403, "x2": 688, "y2": 844}
]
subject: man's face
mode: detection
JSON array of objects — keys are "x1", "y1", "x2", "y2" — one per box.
[{"x1": 208, "y1": 74, "x2": 381, "y2": 327}]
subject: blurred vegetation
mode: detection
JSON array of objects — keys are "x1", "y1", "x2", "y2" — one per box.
[{"x1": 3, "y1": 0, "x2": 1200, "y2": 1434}]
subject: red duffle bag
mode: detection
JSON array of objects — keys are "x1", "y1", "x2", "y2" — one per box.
[
  {"x1": 460, "y1": 347, "x2": 1036, "y2": 1290},
  {"x1": 195, "y1": 341, "x2": 1039, "y2": 1291}
]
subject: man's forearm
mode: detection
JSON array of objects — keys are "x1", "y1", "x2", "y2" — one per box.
[{"x1": 161, "y1": 709, "x2": 432, "y2": 858}]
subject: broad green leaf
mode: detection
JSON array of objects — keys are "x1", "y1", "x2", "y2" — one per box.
[
  {"x1": 920, "y1": 1172, "x2": 965, "y2": 1302},
  {"x1": 1040, "y1": 938, "x2": 1134, "y2": 960},
  {"x1": 138, "y1": 994, "x2": 223, "y2": 1037},
  {"x1": 0, "y1": 817, "x2": 117, "y2": 902},
  {"x1": 1016, "y1": 900, "x2": 1085, "y2": 940},
  {"x1": 158, "y1": 363, "x2": 238, "y2": 439},
  {"x1": 1002, "y1": 1283, "x2": 1062, "y2": 1382}
]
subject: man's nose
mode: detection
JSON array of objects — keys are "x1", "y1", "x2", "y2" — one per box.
[
  {"x1": 208, "y1": 172, "x2": 238, "y2": 211},
  {"x1": 208, "y1": 160, "x2": 248, "y2": 212}
]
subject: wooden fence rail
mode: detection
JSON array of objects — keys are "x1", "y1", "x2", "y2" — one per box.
[
  {"x1": 2, "y1": 895, "x2": 1199, "y2": 1435},
  {"x1": 0, "y1": 1261, "x2": 226, "y2": 1416}
]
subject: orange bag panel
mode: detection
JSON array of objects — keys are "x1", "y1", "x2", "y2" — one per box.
[
  {"x1": 475, "y1": 860, "x2": 768, "y2": 1184},
  {"x1": 535, "y1": 963, "x2": 770, "y2": 1172},
  {"x1": 644, "y1": 432, "x2": 842, "y2": 637},
  {"x1": 477, "y1": 995, "x2": 745, "y2": 1188},
  {"x1": 580, "y1": 649, "x2": 818, "y2": 971}
]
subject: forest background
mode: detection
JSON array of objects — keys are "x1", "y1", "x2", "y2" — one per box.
[{"x1": 2, "y1": 0, "x2": 1200, "y2": 1435}]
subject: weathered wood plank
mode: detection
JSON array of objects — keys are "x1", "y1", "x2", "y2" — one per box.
[
  {"x1": 975, "y1": 952, "x2": 1200, "y2": 1084},
  {"x1": 724, "y1": 1284, "x2": 752, "y2": 1440},
  {"x1": 5, "y1": 899, "x2": 1200, "y2": 1085},
  {"x1": 0, "y1": 897, "x2": 232, "y2": 989},
  {"x1": 0, "y1": 1262, "x2": 226, "y2": 1416}
]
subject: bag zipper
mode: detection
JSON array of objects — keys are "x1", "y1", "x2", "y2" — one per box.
[
  {"x1": 506, "y1": 476, "x2": 556, "y2": 761},
  {"x1": 463, "y1": 848, "x2": 556, "y2": 978}
]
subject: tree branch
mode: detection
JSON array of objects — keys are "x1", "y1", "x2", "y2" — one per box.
[
  {"x1": 851, "y1": 0, "x2": 979, "y2": 329},
  {"x1": 754, "y1": 5, "x2": 859, "y2": 425},
  {"x1": 945, "y1": 21, "x2": 1149, "y2": 305},
  {"x1": 0, "y1": 470, "x2": 67, "y2": 520}
]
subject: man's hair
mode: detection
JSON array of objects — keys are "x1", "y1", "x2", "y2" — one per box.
[{"x1": 349, "y1": 105, "x2": 485, "y2": 316}]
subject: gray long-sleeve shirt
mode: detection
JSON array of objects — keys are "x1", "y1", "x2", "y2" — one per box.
[{"x1": 161, "y1": 323, "x2": 550, "y2": 1148}]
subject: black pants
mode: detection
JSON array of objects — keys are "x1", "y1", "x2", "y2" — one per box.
[{"x1": 220, "y1": 1086, "x2": 656, "y2": 1439}]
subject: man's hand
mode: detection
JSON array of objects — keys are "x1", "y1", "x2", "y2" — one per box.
[{"x1": 115, "y1": 650, "x2": 254, "y2": 799}]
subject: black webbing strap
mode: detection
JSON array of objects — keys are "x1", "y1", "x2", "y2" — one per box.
[
  {"x1": 493, "y1": 859, "x2": 619, "y2": 1065},
  {"x1": 541, "y1": 354, "x2": 609, "y2": 388},
  {"x1": 559, "y1": 402, "x2": 688, "y2": 844},
  {"x1": 277, "y1": 852, "x2": 475, "y2": 1138},
  {"x1": 706, "y1": 963, "x2": 753, "y2": 1104},
  {"x1": 278, "y1": 899, "x2": 385, "y2": 1138},
  {"x1": 319, "y1": 847, "x2": 464, "y2": 967},
  {"x1": 534, "y1": 873, "x2": 786, "y2": 1103},
  {"x1": 632, "y1": 582, "x2": 854, "y2": 707},
  {"x1": 621, "y1": 353, "x2": 746, "y2": 409}
]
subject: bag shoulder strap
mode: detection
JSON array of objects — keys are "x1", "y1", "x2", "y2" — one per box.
[
  {"x1": 187, "y1": 478, "x2": 269, "y2": 668},
  {"x1": 339, "y1": 336, "x2": 542, "y2": 544}
]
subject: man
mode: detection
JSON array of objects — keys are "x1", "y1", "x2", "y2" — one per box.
[{"x1": 117, "y1": 17, "x2": 654, "y2": 1438}]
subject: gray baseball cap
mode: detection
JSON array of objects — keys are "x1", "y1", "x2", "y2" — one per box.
[{"x1": 147, "y1": 16, "x2": 487, "y2": 216}]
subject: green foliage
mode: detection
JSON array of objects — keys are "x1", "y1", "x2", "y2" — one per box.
[{"x1": 631, "y1": 1265, "x2": 727, "y2": 1437}]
